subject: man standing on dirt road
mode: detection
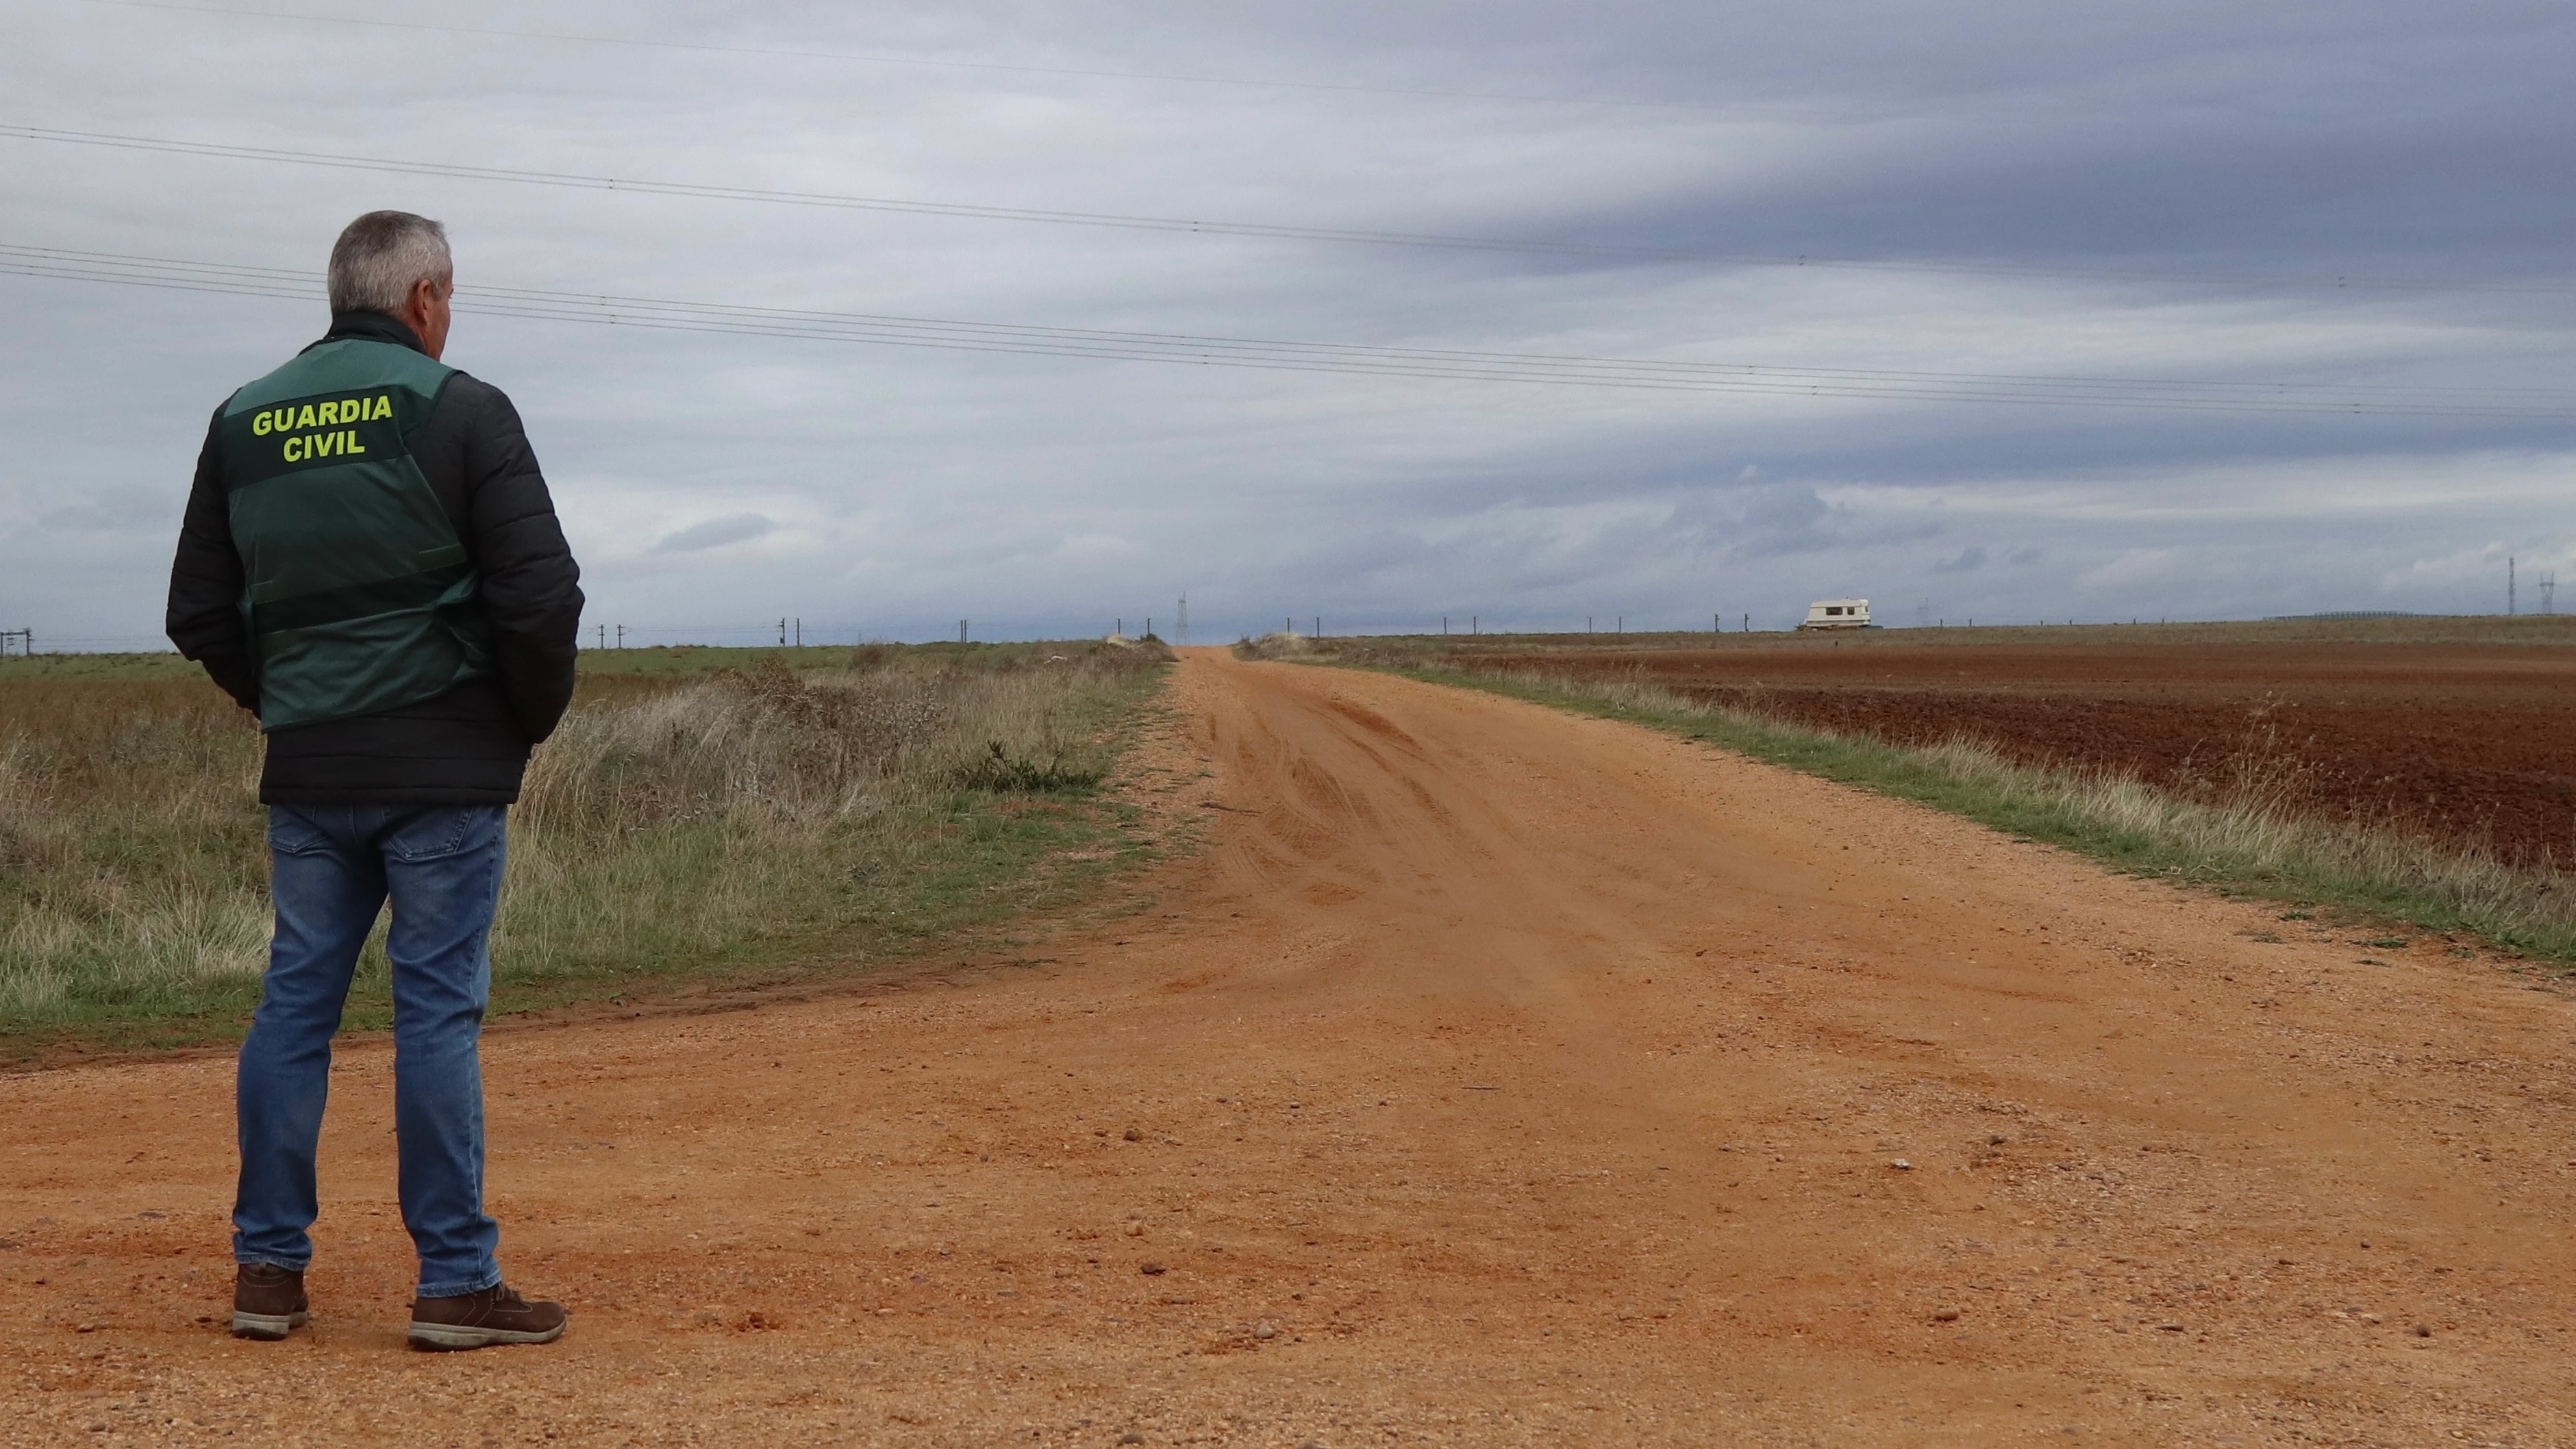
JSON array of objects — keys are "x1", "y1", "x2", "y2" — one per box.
[{"x1": 166, "y1": 210, "x2": 584, "y2": 1350}]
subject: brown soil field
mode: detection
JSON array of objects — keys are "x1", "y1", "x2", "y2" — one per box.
[
  {"x1": 9, "y1": 651, "x2": 2576, "y2": 1445},
  {"x1": 1438, "y1": 631, "x2": 2576, "y2": 868}
]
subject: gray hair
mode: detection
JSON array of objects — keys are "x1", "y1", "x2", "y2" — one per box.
[{"x1": 326, "y1": 210, "x2": 451, "y2": 314}]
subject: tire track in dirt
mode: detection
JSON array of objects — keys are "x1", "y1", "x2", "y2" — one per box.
[{"x1": 4, "y1": 649, "x2": 2574, "y2": 1446}]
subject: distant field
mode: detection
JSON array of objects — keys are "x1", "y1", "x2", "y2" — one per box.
[
  {"x1": 1319, "y1": 612, "x2": 2576, "y2": 655},
  {"x1": 1, "y1": 640, "x2": 1174, "y2": 1053},
  {"x1": 0, "y1": 640, "x2": 1044, "y2": 683},
  {"x1": 0, "y1": 651, "x2": 208, "y2": 683},
  {"x1": 1287, "y1": 616, "x2": 2576, "y2": 867}
]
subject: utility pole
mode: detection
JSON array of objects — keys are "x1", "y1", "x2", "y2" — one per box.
[
  {"x1": 1442, "y1": 616, "x2": 1448, "y2": 635},
  {"x1": 2509, "y1": 556, "x2": 2517, "y2": 615},
  {"x1": 1471, "y1": 615, "x2": 1477, "y2": 635},
  {"x1": 1177, "y1": 593, "x2": 1188, "y2": 645},
  {"x1": 2543, "y1": 572, "x2": 2558, "y2": 614},
  {"x1": 779, "y1": 617, "x2": 788, "y2": 646},
  {"x1": 1616, "y1": 615, "x2": 1623, "y2": 634},
  {"x1": 961, "y1": 619, "x2": 971, "y2": 644},
  {"x1": 616, "y1": 625, "x2": 627, "y2": 648},
  {"x1": 1314, "y1": 616, "x2": 1321, "y2": 638},
  {"x1": 596, "y1": 623, "x2": 605, "y2": 650},
  {"x1": 794, "y1": 617, "x2": 801, "y2": 648}
]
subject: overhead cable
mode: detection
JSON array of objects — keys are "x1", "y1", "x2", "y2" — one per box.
[
  {"x1": 8, "y1": 244, "x2": 2566, "y2": 418},
  {"x1": 4, "y1": 125, "x2": 2563, "y2": 298}
]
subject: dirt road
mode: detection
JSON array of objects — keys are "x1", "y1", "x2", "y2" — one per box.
[{"x1": 8, "y1": 651, "x2": 2575, "y2": 1446}]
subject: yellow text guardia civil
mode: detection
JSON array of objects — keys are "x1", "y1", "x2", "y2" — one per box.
[{"x1": 248, "y1": 392, "x2": 395, "y2": 463}]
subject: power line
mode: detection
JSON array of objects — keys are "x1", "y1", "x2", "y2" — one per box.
[
  {"x1": 7, "y1": 243, "x2": 2567, "y2": 417},
  {"x1": 74, "y1": 0, "x2": 1803, "y2": 116},
  {"x1": 5, "y1": 125, "x2": 2566, "y2": 298}
]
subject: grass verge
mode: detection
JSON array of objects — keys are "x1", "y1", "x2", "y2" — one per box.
[
  {"x1": 3, "y1": 640, "x2": 1177, "y2": 1058},
  {"x1": 1238, "y1": 635, "x2": 2576, "y2": 969}
]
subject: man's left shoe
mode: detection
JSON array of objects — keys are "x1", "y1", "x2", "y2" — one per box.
[
  {"x1": 407, "y1": 1283, "x2": 568, "y2": 1350},
  {"x1": 231, "y1": 1263, "x2": 310, "y2": 1339}
]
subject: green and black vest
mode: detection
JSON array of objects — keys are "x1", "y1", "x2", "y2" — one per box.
[{"x1": 216, "y1": 339, "x2": 493, "y2": 731}]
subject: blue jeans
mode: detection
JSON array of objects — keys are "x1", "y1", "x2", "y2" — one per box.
[{"x1": 234, "y1": 804, "x2": 508, "y2": 1298}]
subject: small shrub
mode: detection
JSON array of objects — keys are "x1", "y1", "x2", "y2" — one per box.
[
  {"x1": 1231, "y1": 632, "x2": 1312, "y2": 661},
  {"x1": 951, "y1": 740, "x2": 1108, "y2": 794}
]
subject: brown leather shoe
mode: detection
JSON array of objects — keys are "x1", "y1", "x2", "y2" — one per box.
[
  {"x1": 231, "y1": 1263, "x2": 309, "y2": 1340},
  {"x1": 407, "y1": 1283, "x2": 567, "y2": 1350}
]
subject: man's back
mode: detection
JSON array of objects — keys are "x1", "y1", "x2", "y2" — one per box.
[{"x1": 168, "y1": 307, "x2": 582, "y2": 799}]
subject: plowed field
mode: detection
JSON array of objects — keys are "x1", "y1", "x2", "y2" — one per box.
[
  {"x1": 1463, "y1": 638, "x2": 2576, "y2": 866},
  {"x1": 7, "y1": 651, "x2": 2576, "y2": 1445}
]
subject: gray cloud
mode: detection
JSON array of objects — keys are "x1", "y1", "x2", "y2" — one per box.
[
  {"x1": 1, "y1": 1, "x2": 2570, "y2": 646},
  {"x1": 653, "y1": 513, "x2": 779, "y2": 554},
  {"x1": 1666, "y1": 483, "x2": 1838, "y2": 560}
]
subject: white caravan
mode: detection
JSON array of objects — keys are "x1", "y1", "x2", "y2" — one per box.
[{"x1": 1799, "y1": 598, "x2": 1872, "y2": 630}]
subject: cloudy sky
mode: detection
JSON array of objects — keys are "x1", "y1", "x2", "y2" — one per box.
[{"x1": 3, "y1": 0, "x2": 2571, "y2": 646}]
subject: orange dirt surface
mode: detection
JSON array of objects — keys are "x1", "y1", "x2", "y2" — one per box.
[{"x1": 7, "y1": 650, "x2": 2576, "y2": 1446}]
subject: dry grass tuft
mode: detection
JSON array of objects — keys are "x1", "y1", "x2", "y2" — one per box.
[{"x1": 0, "y1": 679, "x2": 270, "y2": 1020}]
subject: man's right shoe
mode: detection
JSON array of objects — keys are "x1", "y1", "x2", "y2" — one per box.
[
  {"x1": 407, "y1": 1283, "x2": 568, "y2": 1350},
  {"x1": 231, "y1": 1263, "x2": 309, "y2": 1340}
]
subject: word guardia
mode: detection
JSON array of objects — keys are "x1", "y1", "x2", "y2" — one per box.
[{"x1": 249, "y1": 394, "x2": 395, "y2": 463}]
